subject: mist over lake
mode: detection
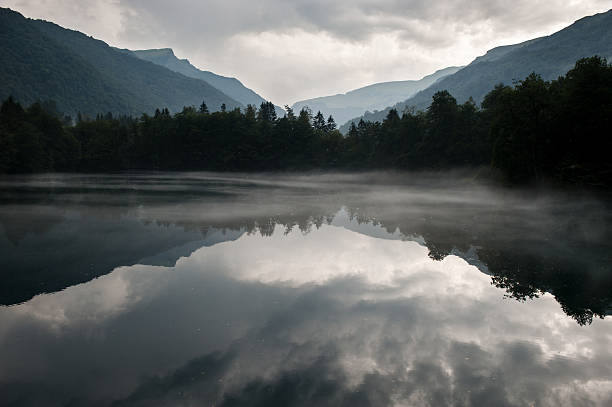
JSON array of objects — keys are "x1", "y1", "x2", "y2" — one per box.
[{"x1": 1, "y1": 172, "x2": 611, "y2": 406}]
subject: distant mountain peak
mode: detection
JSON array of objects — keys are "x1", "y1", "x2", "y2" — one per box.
[
  {"x1": 291, "y1": 66, "x2": 462, "y2": 125},
  {"x1": 129, "y1": 48, "x2": 284, "y2": 115},
  {"x1": 137, "y1": 47, "x2": 175, "y2": 55}
]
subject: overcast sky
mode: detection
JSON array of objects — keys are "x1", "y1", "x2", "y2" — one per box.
[{"x1": 3, "y1": 0, "x2": 612, "y2": 106}]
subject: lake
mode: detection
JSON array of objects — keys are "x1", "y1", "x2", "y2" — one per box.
[{"x1": 1, "y1": 172, "x2": 611, "y2": 406}]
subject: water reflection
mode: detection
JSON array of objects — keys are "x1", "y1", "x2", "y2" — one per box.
[
  {"x1": 2, "y1": 221, "x2": 612, "y2": 406},
  {"x1": 1, "y1": 173, "x2": 611, "y2": 324},
  {"x1": 1, "y1": 173, "x2": 611, "y2": 406}
]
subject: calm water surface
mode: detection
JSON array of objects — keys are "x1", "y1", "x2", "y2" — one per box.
[{"x1": 1, "y1": 173, "x2": 611, "y2": 406}]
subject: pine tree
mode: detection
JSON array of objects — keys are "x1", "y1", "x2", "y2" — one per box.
[
  {"x1": 199, "y1": 100, "x2": 209, "y2": 114},
  {"x1": 348, "y1": 122, "x2": 358, "y2": 138},
  {"x1": 284, "y1": 105, "x2": 295, "y2": 120},
  {"x1": 313, "y1": 111, "x2": 326, "y2": 130},
  {"x1": 245, "y1": 104, "x2": 257, "y2": 121},
  {"x1": 298, "y1": 108, "x2": 311, "y2": 124},
  {"x1": 326, "y1": 115, "x2": 336, "y2": 132},
  {"x1": 257, "y1": 101, "x2": 277, "y2": 122}
]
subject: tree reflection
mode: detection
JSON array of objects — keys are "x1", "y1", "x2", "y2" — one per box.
[
  {"x1": 484, "y1": 251, "x2": 612, "y2": 325},
  {"x1": 355, "y1": 206, "x2": 612, "y2": 326},
  {"x1": 1, "y1": 176, "x2": 611, "y2": 326}
]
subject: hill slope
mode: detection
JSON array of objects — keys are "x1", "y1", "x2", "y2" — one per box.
[
  {"x1": 293, "y1": 66, "x2": 462, "y2": 125},
  {"x1": 123, "y1": 48, "x2": 285, "y2": 116},
  {"x1": 0, "y1": 8, "x2": 242, "y2": 117},
  {"x1": 340, "y1": 9, "x2": 612, "y2": 132}
]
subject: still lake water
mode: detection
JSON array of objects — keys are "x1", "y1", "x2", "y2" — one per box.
[{"x1": 1, "y1": 172, "x2": 612, "y2": 406}]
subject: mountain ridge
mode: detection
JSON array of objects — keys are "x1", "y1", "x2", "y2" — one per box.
[
  {"x1": 340, "y1": 8, "x2": 612, "y2": 132},
  {"x1": 121, "y1": 47, "x2": 285, "y2": 116},
  {"x1": 292, "y1": 66, "x2": 462, "y2": 125},
  {"x1": 0, "y1": 8, "x2": 242, "y2": 117}
]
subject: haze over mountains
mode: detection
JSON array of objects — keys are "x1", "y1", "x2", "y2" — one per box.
[
  {"x1": 292, "y1": 66, "x2": 462, "y2": 126},
  {"x1": 340, "y1": 8, "x2": 612, "y2": 132},
  {"x1": 120, "y1": 48, "x2": 285, "y2": 116}
]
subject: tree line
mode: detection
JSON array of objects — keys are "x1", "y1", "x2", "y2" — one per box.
[{"x1": 1, "y1": 56, "x2": 610, "y2": 185}]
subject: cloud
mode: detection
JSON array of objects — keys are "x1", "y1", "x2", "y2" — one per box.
[
  {"x1": 1, "y1": 0, "x2": 127, "y2": 44},
  {"x1": 114, "y1": 0, "x2": 609, "y2": 44}
]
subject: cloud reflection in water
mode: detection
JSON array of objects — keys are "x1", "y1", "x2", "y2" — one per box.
[{"x1": 1, "y1": 215, "x2": 611, "y2": 406}]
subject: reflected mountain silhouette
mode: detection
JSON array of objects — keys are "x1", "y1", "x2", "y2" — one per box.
[{"x1": 1, "y1": 173, "x2": 611, "y2": 325}]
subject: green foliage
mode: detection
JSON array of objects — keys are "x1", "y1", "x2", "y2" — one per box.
[
  {"x1": 1, "y1": 57, "x2": 610, "y2": 187},
  {"x1": 485, "y1": 56, "x2": 612, "y2": 184},
  {"x1": 0, "y1": 97, "x2": 79, "y2": 173},
  {"x1": 257, "y1": 102, "x2": 277, "y2": 122}
]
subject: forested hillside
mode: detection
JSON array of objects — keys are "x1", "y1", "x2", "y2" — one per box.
[
  {"x1": 341, "y1": 9, "x2": 612, "y2": 132},
  {"x1": 1, "y1": 58, "x2": 610, "y2": 186},
  {"x1": 0, "y1": 8, "x2": 241, "y2": 117},
  {"x1": 124, "y1": 48, "x2": 284, "y2": 116}
]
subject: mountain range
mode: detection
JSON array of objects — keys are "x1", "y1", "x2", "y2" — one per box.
[
  {"x1": 340, "y1": 8, "x2": 612, "y2": 132},
  {"x1": 119, "y1": 48, "x2": 285, "y2": 116},
  {"x1": 292, "y1": 66, "x2": 462, "y2": 126},
  {"x1": 2, "y1": 6, "x2": 611, "y2": 128},
  {"x1": 0, "y1": 8, "x2": 265, "y2": 117}
]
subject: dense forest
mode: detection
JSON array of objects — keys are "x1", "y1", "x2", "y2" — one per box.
[{"x1": 0, "y1": 56, "x2": 610, "y2": 185}]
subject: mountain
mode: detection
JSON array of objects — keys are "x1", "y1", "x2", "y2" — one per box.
[
  {"x1": 122, "y1": 48, "x2": 285, "y2": 117},
  {"x1": 0, "y1": 8, "x2": 242, "y2": 117},
  {"x1": 340, "y1": 8, "x2": 612, "y2": 132},
  {"x1": 293, "y1": 66, "x2": 462, "y2": 126}
]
